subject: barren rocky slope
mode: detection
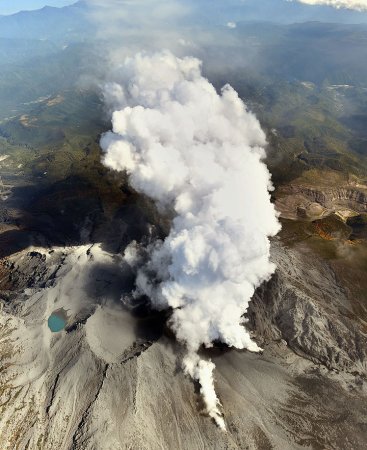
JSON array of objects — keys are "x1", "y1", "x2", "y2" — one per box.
[{"x1": 0, "y1": 220, "x2": 366, "y2": 449}]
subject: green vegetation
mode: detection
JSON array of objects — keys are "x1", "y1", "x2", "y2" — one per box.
[{"x1": 0, "y1": 12, "x2": 366, "y2": 273}]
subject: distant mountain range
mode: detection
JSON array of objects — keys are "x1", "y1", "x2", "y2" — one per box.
[
  {"x1": 0, "y1": 1, "x2": 89, "y2": 42},
  {"x1": 188, "y1": 0, "x2": 367, "y2": 25},
  {"x1": 1, "y1": 0, "x2": 367, "y2": 98},
  {"x1": 1, "y1": 0, "x2": 367, "y2": 44}
]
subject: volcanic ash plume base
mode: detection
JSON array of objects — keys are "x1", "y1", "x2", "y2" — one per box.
[{"x1": 100, "y1": 50, "x2": 281, "y2": 428}]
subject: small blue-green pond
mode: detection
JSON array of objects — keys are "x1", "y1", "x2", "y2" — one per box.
[{"x1": 48, "y1": 314, "x2": 66, "y2": 332}]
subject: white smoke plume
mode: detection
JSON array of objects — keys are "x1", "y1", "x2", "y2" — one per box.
[
  {"x1": 183, "y1": 353, "x2": 226, "y2": 429},
  {"x1": 100, "y1": 50, "x2": 280, "y2": 428},
  {"x1": 295, "y1": 0, "x2": 367, "y2": 10},
  {"x1": 226, "y1": 21, "x2": 237, "y2": 29}
]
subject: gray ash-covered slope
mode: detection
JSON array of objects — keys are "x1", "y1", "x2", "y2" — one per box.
[
  {"x1": 251, "y1": 240, "x2": 367, "y2": 375},
  {"x1": 0, "y1": 211, "x2": 366, "y2": 449}
]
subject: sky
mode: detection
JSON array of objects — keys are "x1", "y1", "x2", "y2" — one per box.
[{"x1": 0, "y1": 0, "x2": 76, "y2": 15}]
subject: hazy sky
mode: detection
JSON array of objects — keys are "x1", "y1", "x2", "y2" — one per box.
[{"x1": 0, "y1": 0, "x2": 76, "y2": 15}]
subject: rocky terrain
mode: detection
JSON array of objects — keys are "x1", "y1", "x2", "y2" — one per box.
[
  {"x1": 276, "y1": 183, "x2": 367, "y2": 220},
  {"x1": 0, "y1": 200, "x2": 366, "y2": 449}
]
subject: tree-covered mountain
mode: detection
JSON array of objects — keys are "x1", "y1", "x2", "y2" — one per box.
[{"x1": 0, "y1": 1, "x2": 89, "y2": 41}]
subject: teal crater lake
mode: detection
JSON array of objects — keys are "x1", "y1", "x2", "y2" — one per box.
[{"x1": 48, "y1": 312, "x2": 67, "y2": 332}]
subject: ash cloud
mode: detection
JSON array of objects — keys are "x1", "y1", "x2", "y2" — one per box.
[
  {"x1": 295, "y1": 0, "x2": 367, "y2": 10},
  {"x1": 85, "y1": 0, "x2": 193, "y2": 56},
  {"x1": 100, "y1": 51, "x2": 280, "y2": 428}
]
